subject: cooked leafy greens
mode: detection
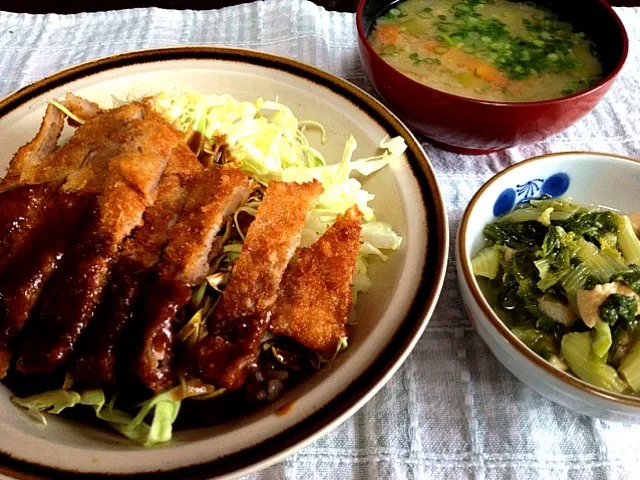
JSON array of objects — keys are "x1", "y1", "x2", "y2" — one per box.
[
  {"x1": 613, "y1": 267, "x2": 640, "y2": 295},
  {"x1": 599, "y1": 293, "x2": 638, "y2": 329},
  {"x1": 472, "y1": 197, "x2": 640, "y2": 395}
]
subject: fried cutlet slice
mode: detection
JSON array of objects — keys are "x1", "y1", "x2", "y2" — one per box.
[
  {"x1": 136, "y1": 167, "x2": 252, "y2": 393},
  {"x1": 197, "y1": 179, "x2": 323, "y2": 390},
  {"x1": 0, "y1": 104, "x2": 175, "y2": 269},
  {"x1": 60, "y1": 107, "x2": 184, "y2": 194},
  {"x1": 120, "y1": 145, "x2": 206, "y2": 269},
  {"x1": 0, "y1": 105, "x2": 182, "y2": 377},
  {"x1": 0, "y1": 103, "x2": 175, "y2": 273},
  {"x1": 72, "y1": 144, "x2": 204, "y2": 385},
  {"x1": 16, "y1": 152, "x2": 168, "y2": 374},
  {"x1": 0, "y1": 103, "x2": 147, "y2": 271},
  {"x1": 158, "y1": 168, "x2": 253, "y2": 286},
  {"x1": 0, "y1": 183, "x2": 56, "y2": 270},
  {"x1": 0, "y1": 187, "x2": 94, "y2": 379},
  {"x1": 269, "y1": 205, "x2": 362, "y2": 355},
  {"x1": 61, "y1": 93, "x2": 103, "y2": 122},
  {"x1": 2, "y1": 102, "x2": 145, "y2": 192},
  {"x1": 0, "y1": 191, "x2": 95, "y2": 378},
  {"x1": 0, "y1": 104, "x2": 65, "y2": 191},
  {"x1": 0, "y1": 104, "x2": 67, "y2": 269}
]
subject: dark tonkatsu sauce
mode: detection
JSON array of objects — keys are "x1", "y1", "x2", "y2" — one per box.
[
  {"x1": 175, "y1": 341, "x2": 312, "y2": 430},
  {"x1": 198, "y1": 311, "x2": 271, "y2": 390},
  {"x1": 135, "y1": 278, "x2": 192, "y2": 393},
  {"x1": 0, "y1": 183, "x2": 56, "y2": 268},
  {"x1": 0, "y1": 191, "x2": 97, "y2": 376},
  {"x1": 16, "y1": 203, "x2": 116, "y2": 374},
  {"x1": 73, "y1": 257, "x2": 150, "y2": 385}
]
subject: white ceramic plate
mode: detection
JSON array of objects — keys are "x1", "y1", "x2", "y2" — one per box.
[{"x1": 0, "y1": 47, "x2": 448, "y2": 478}]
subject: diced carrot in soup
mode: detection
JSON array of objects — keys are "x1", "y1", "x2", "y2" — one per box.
[
  {"x1": 441, "y1": 48, "x2": 510, "y2": 88},
  {"x1": 374, "y1": 25, "x2": 400, "y2": 46}
]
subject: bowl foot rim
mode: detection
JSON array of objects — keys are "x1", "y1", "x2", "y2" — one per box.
[{"x1": 427, "y1": 138, "x2": 506, "y2": 155}]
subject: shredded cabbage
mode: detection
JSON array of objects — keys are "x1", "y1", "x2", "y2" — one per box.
[
  {"x1": 361, "y1": 222, "x2": 403, "y2": 250},
  {"x1": 11, "y1": 389, "x2": 163, "y2": 444},
  {"x1": 11, "y1": 380, "x2": 223, "y2": 445},
  {"x1": 151, "y1": 92, "x2": 326, "y2": 175},
  {"x1": 149, "y1": 91, "x2": 405, "y2": 297}
]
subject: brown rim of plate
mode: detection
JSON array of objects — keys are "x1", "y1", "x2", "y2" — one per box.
[
  {"x1": 458, "y1": 150, "x2": 640, "y2": 408},
  {"x1": 0, "y1": 46, "x2": 449, "y2": 479},
  {"x1": 356, "y1": 0, "x2": 629, "y2": 107}
]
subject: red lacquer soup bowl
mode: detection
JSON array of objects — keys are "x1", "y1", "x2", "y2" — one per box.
[{"x1": 356, "y1": 0, "x2": 629, "y2": 154}]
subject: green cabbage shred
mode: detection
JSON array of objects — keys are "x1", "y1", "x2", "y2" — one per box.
[{"x1": 12, "y1": 381, "x2": 223, "y2": 446}]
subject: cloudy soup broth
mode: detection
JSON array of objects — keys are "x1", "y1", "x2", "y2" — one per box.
[{"x1": 369, "y1": 0, "x2": 603, "y2": 102}]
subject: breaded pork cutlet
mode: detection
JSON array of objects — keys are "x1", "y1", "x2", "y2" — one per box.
[
  {"x1": 0, "y1": 102, "x2": 147, "y2": 270},
  {"x1": 0, "y1": 104, "x2": 65, "y2": 192},
  {"x1": 0, "y1": 104, "x2": 66, "y2": 266},
  {"x1": 60, "y1": 106, "x2": 178, "y2": 194},
  {"x1": 61, "y1": 93, "x2": 103, "y2": 122},
  {"x1": 0, "y1": 191, "x2": 94, "y2": 378},
  {"x1": 135, "y1": 167, "x2": 252, "y2": 393},
  {"x1": 197, "y1": 180, "x2": 323, "y2": 390},
  {"x1": 0, "y1": 188, "x2": 94, "y2": 378},
  {"x1": 157, "y1": 169, "x2": 253, "y2": 285},
  {"x1": 0, "y1": 183, "x2": 58, "y2": 271},
  {"x1": 0, "y1": 102, "x2": 145, "y2": 377},
  {"x1": 3, "y1": 102, "x2": 145, "y2": 193},
  {"x1": 72, "y1": 143, "x2": 204, "y2": 385},
  {"x1": 0, "y1": 106, "x2": 68, "y2": 372},
  {"x1": 0, "y1": 92, "x2": 103, "y2": 192},
  {"x1": 269, "y1": 205, "x2": 362, "y2": 355},
  {"x1": 0, "y1": 105, "x2": 183, "y2": 377},
  {"x1": 17, "y1": 152, "x2": 169, "y2": 374}
]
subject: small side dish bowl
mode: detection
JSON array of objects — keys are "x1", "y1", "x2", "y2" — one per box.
[
  {"x1": 457, "y1": 151, "x2": 640, "y2": 422},
  {"x1": 356, "y1": 0, "x2": 629, "y2": 154}
]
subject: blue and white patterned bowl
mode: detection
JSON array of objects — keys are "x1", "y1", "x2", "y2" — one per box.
[
  {"x1": 456, "y1": 152, "x2": 640, "y2": 422},
  {"x1": 492, "y1": 172, "x2": 571, "y2": 217}
]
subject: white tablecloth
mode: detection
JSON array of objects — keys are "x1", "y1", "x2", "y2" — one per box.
[{"x1": 0, "y1": 1, "x2": 639, "y2": 478}]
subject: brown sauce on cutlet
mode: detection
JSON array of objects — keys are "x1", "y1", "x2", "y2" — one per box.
[
  {"x1": 15, "y1": 202, "x2": 115, "y2": 374},
  {"x1": 175, "y1": 343, "x2": 311, "y2": 430},
  {"x1": 0, "y1": 183, "x2": 55, "y2": 267},
  {"x1": 0, "y1": 191, "x2": 97, "y2": 372},
  {"x1": 0, "y1": 184, "x2": 47, "y2": 239},
  {"x1": 73, "y1": 257, "x2": 149, "y2": 385},
  {"x1": 198, "y1": 311, "x2": 271, "y2": 389},
  {"x1": 135, "y1": 278, "x2": 192, "y2": 393}
]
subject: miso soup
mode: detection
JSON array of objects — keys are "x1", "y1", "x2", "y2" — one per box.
[{"x1": 369, "y1": 0, "x2": 603, "y2": 102}]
